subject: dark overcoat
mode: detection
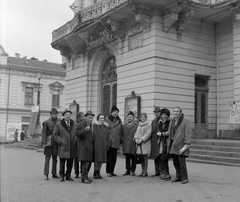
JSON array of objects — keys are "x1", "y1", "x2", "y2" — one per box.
[
  {"x1": 42, "y1": 118, "x2": 60, "y2": 156},
  {"x1": 167, "y1": 114, "x2": 192, "y2": 157},
  {"x1": 52, "y1": 119, "x2": 76, "y2": 159},
  {"x1": 105, "y1": 115, "x2": 122, "y2": 149},
  {"x1": 93, "y1": 123, "x2": 109, "y2": 163},
  {"x1": 75, "y1": 120, "x2": 93, "y2": 162},
  {"x1": 121, "y1": 122, "x2": 138, "y2": 155},
  {"x1": 150, "y1": 117, "x2": 160, "y2": 159}
]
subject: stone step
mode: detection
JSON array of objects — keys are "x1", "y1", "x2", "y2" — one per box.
[
  {"x1": 187, "y1": 158, "x2": 240, "y2": 167},
  {"x1": 191, "y1": 139, "x2": 240, "y2": 147},
  {"x1": 191, "y1": 144, "x2": 240, "y2": 152},
  {"x1": 189, "y1": 153, "x2": 240, "y2": 164},
  {"x1": 191, "y1": 149, "x2": 240, "y2": 158},
  {"x1": 5, "y1": 144, "x2": 39, "y2": 150}
]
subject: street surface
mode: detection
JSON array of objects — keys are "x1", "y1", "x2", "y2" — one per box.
[{"x1": 1, "y1": 145, "x2": 240, "y2": 202}]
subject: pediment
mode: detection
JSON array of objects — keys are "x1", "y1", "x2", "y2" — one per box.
[{"x1": 49, "y1": 81, "x2": 65, "y2": 89}]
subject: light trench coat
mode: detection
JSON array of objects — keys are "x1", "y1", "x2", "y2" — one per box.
[{"x1": 134, "y1": 121, "x2": 151, "y2": 155}]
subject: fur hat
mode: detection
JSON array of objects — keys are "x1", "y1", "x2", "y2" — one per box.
[
  {"x1": 84, "y1": 110, "x2": 95, "y2": 117},
  {"x1": 62, "y1": 109, "x2": 72, "y2": 116},
  {"x1": 50, "y1": 108, "x2": 58, "y2": 114},
  {"x1": 127, "y1": 111, "x2": 135, "y2": 117},
  {"x1": 161, "y1": 108, "x2": 170, "y2": 117},
  {"x1": 111, "y1": 106, "x2": 119, "y2": 113},
  {"x1": 153, "y1": 106, "x2": 161, "y2": 112}
]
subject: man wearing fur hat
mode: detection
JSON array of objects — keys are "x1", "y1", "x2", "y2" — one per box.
[
  {"x1": 75, "y1": 110, "x2": 95, "y2": 184},
  {"x1": 121, "y1": 111, "x2": 138, "y2": 176},
  {"x1": 42, "y1": 108, "x2": 60, "y2": 180},
  {"x1": 150, "y1": 106, "x2": 162, "y2": 177},
  {"x1": 52, "y1": 109, "x2": 76, "y2": 182},
  {"x1": 105, "y1": 106, "x2": 122, "y2": 177}
]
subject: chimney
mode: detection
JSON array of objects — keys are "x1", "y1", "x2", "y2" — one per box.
[{"x1": 15, "y1": 53, "x2": 20, "y2": 58}]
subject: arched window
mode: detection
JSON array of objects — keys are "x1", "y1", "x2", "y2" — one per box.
[{"x1": 102, "y1": 56, "x2": 117, "y2": 116}]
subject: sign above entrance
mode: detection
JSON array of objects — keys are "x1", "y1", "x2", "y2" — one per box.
[
  {"x1": 65, "y1": 21, "x2": 116, "y2": 55},
  {"x1": 229, "y1": 101, "x2": 240, "y2": 124}
]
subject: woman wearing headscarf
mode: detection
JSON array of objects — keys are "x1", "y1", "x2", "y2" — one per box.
[{"x1": 134, "y1": 113, "x2": 151, "y2": 177}]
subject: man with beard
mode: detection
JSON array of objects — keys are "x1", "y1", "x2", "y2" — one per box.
[
  {"x1": 150, "y1": 106, "x2": 162, "y2": 177},
  {"x1": 75, "y1": 110, "x2": 95, "y2": 184},
  {"x1": 53, "y1": 109, "x2": 76, "y2": 182},
  {"x1": 42, "y1": 108, "x2": 60, "y2": 180}
]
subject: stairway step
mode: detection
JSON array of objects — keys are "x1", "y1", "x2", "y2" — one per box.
[
  {"x1": 187, "y1": 158, "x2": 240, "y2": 167},
  {"x1": 191, "y1": 144, "x2": 240, "y2": 152},
  {"x1": 191, "y1": 149, "x2": 240, "y2": 158},
  {"x1": 189, "y1": 153, "x2": 240, "y2": 164},
  {"x1": 191, "y1": 139, "x2": 240, "y2": 147}
]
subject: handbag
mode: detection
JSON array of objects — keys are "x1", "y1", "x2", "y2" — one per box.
[{"x1": 135, "y1": 144, "x2": 143, "y2": 164}]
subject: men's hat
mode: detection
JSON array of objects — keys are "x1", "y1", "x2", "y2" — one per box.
[
  {"x1": 127, "y1": 111, "x2": 135, "y2": 117},
  {"x1": 153, "y1": 106, "x2": 161, "y2": 112},
  {"x1": 62, "y1": 109, "x2": 72, "y2": 116},
  {"x1": 161, "y1": 108, "x2": 170, "y2": 117},
  {"x1": 50, "y1": 108, "x2": 58, "y2": 114},
  {"x1": 111, "y1": 106, "x2": 119, "y2": 113},
  {"x1": 85, "y1": 110, "x2": 95, "y2": 117}
]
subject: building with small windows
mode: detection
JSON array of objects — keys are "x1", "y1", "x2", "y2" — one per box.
[
  {"x1": 51, "y1": 0, "x2": 240, "y2": 140},
  {"x1": 0, "y1": 45, "x2": 66, "y2": 140}
]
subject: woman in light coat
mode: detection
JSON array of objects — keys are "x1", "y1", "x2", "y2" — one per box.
[{"x1": 134, "y1": 113, "x2": 151, "y2": 177}]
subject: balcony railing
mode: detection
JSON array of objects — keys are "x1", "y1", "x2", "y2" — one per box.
[
  {"x1": 52, "y1": 0, "x2": 128, "y2": 42},
  {"x1": 192, "y1": 0, "x2": 229, "y2": 4}
]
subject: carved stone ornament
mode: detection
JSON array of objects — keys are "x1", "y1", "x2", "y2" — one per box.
[
  {"x1": 130, "y1": 23, "x2": 143, "y2": 35},
  {"x1": 162, "y1": 2, "x2": 185, "y2": 32},
  {"x1": 174, "y1": 8, "x2": 196, "y2": 35},
  {"x1": 60, "y1": 48, "x2": 72, "y2": 61},
  {"x1": 106, "y1": 19, "x2": 125, "y2": 38},
  {"x1": 130, "y1": 3, "x2": 151, "y2": 29},
  {"x1": 231, "y1": 3, "x2": 240, "y2": 21}
]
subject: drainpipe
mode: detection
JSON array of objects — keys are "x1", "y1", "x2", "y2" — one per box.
[
  {"x1": 216, "y1": 22, "x2": 220, "y2": 139},
  {"x1": 6, "y1": 68, "x2": 11, "y2": 139}
]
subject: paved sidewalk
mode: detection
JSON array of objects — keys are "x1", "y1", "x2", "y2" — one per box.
[{"x1": 1, "y1": 145, "x2": 240, "y2": 202}]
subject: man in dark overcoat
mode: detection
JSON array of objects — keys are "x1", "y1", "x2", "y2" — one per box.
[
  {"x1": 52, "y1": 109, "x2": 76, "y2": 182},
  {"x1": 150, "y1": 106, "x2": 162, "y2": 177},
  {"x1": 42, "y1": 108, "x2": 60, "y2": 180},
  {"x1": 121, "y1": 111, "x2": 138, "y2": 176},
  {"x1": 167, "y1": 107, "x2": 192, "y2": 184},
  {"x1": 105, "y1": 106, "x2": 122, "y2": 177},
  {"x1": 75, "y1": 110, "x2": 94, "y2": 184}
]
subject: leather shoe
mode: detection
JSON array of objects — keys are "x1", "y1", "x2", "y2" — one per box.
[
  {"x1": 132, "y1": 172, "x2": 136, "y2": 176},
  {"x1": 142, "y1": 173, "x2": 148, "y2": 177},
  {"x1": 66, "y1": 177, "x2": 74, "y2": 181},
  {"x1": 75, "y1": 174, "x2": 79, "y2": 178},
  {"x1": 44, "y1": 175, "x2": 49, "y2": 180},
  {"x1": 172, "y1": 178, "x2": 182, "y2": 182},
  {"x1": 123, "y1": 171, "x2": 130, "y2": 176},
  {"x1": 107, "y1": 173, "x2": 112, "y2": 177},
  {"x1": 181, "y1": 179, "x2": 188, "y2": 184},
  {"x1": 151, "y1": 173, "x2": 160, "y2": 177},
  {"x1": 52, "y1": 174, "x2": 59, "y2": 179},
  {"x1": 111, "y1": 173, "x2": 117, "y2": 177},
  {"x1": 82, "y1": 179, "x2": 91, "y2": 184},
  {"x1": 60, "y1": 177, "x2": 64, "y2": 182}
]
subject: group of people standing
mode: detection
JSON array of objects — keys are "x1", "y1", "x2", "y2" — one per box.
[{"x1": 42, "y1": 105, "x2": 191, "y2": 185}]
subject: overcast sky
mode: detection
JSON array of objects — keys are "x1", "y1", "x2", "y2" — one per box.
[{"x1": 1, "y1": 0, "x2": 74, "y2": 63}]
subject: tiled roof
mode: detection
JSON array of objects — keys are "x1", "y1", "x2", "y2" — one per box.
[{"x1": 7, "y1": 57, "x2": 66, "y2": 73}]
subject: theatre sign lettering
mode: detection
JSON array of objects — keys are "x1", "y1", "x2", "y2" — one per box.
[{"x1": 64, "y1": 21, "x2": 116, "y2": 55}]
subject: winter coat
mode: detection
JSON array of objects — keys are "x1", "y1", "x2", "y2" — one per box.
[
  {"x1": 150, "y1": 117, "x2": 161, "y2": 159},
  {"x1": 14, "y1": 131, "x2": 18, "y2": 140},
  {"x1": 93, "y1": 122, "x2": 110, "y2": 163},
  {"x1": 105, "y1": 115, "x2": 122, "y2": 149},
  {"x1": 121, "y1": 121, "x2": 138, "y2": 155},
  {"x1": 52, "y1": 119, "x2": 76, "y2": 159},
  {"x1": 167, "y1": 114, "x2": 192, "y2": 157},
  {"x1": 134, "y1": 121, "x2": 151, "y2": 155},
  {"x1": 42, "y1": 118, "x2": 60, "y2": 156},
  {"x1": 157, "y1": 119, "x2": 170, "y2": 155},
  {"x1": 75, "y1": 120, "x2": 93, "y2": 162}
]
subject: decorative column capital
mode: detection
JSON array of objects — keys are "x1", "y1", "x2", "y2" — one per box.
[
  {"x1": 130, "y1": 3, "x2": 151, "y2": 29},
  {"x1": 106, "y1": 18, "x2": 125, "y2": 38},
  {"x1": 231, "y1": 3, "x2": 240, "y2": 21}
]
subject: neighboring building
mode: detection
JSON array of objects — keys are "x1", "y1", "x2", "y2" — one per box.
[
  {"x1": 0, "y1": 45, "x2": 66, "y2": 140},
  {"x1": 51, "y1": 0, "x2": 240, "y2": 140}
]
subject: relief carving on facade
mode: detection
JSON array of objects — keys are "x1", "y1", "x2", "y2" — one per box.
[
  {"x1": 231, "y1": 3, "x2": 240, "y2": 21},
  {"x1": 60, "y1": 48, "x2": 72, "y2": 61},
  {"x1": 106, "y1": 19, "x2": 125, "y2": 38}
]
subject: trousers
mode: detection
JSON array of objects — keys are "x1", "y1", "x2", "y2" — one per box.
[
  {"x1": 44, "y1": 155, "x2": 57, "y2": 176},
  {"x1": 172, "y1": 154, "x2": 188, "y2": 180},
  {"x1": 106, "y1": 147, "x2": 118, "y2": 174},
  {"x1": 59, "y1": 158, "x2": 73, "y2": 178},
  {"x1": 125, "y1": 154, "x2": 136, "y2": 173}
]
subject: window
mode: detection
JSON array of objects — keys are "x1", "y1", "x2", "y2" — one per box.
[
  {"x1": 52, "y1": 90, "x2": 60, "y2": 107},
  {"x1": 24, "y1": 87, "x2": 33, "y2": 105}
]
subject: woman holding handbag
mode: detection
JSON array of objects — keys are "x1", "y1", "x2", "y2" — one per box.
[
  {"x1": 134, "y1": 113, "x2": 151, "y2": 177},
  {"x1": 157, "y1": 108, "x2": 171, "y2": 180}
]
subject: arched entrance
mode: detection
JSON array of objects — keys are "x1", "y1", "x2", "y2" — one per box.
[{"x1": 101, "y1": 56, "x2": 117, "y2": 115}]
